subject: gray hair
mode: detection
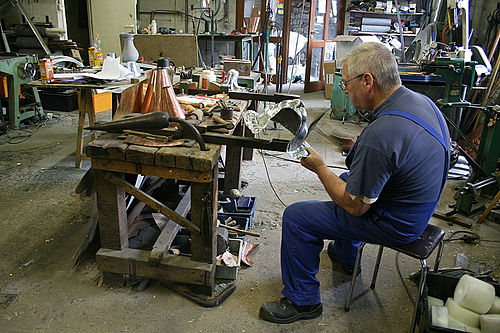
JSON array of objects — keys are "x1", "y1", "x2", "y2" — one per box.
[{"x1": 341, "y1": 42, "x2": 401, "y2": 92}]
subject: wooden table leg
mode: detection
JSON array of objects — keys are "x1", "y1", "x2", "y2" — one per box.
[
  {"x1": 223, "y1": 122, "x2": 243, "y2": 193},
  {"x1": 190, "y1": 167, "x2": 218, "y2": 294},
  {"x1": 95, "y1": 170, "x2": 129, "y2": 250},
  {"x1": 75, "y1": 89, "x2": 96, "y2": 168}
]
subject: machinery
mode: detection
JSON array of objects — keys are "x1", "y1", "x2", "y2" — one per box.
[{"x1": 0, "y1": 53, "x2": 44, "y2": 129}]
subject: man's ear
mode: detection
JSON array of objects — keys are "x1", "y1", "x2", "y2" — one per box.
[{"x1": 363, "y1": 73, "x2": 375, "y2": 89}]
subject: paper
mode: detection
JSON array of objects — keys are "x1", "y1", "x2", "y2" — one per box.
[{"x1": 54, "y1": 57, "x2": 133, "y2": 81}]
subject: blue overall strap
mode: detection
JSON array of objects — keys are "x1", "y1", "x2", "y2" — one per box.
[
  {"x1": 376, "y1": 109, "x2": 450, "y2": 197},
  {"x1": 420, "y1": 94, "x2": 449, "y2": 142}
]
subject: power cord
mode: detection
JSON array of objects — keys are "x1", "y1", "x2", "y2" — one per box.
[
  {"x1": 444, "y1": 230, "x2": 500, "y2": 244},
  {"x1": 258, "y1": 149, "x2": 288, "y2": 208}
]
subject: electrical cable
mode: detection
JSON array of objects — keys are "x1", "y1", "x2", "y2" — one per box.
[
  {"x1": 444, "y1": 230, "x2": 500, "y2": 243},
  {"x1": 258, "y1": 149, "x2": 288, "y2": 208},
  {"x1": 395, "y1": 251, "x2": 416, "y2": 305}
]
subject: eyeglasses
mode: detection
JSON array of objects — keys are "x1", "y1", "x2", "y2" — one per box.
[{"x1": 338, "y1": 73, "x2": 364, "y2": 90}]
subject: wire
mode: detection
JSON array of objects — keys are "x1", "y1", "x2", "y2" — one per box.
[
  {"x1": 258, "y1": 149, "x2": 288, "y2": 207},
  {"x1": 395, "y1": 251, "x2": 415, "y2": 305},
  {"x1": 444, "y1": 230, "x2": 500, "y2": 243}
]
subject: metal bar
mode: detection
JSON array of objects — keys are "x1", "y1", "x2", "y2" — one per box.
[
  {"x1": 228, "y1": 91, "x2": 300, "y2": 102},
  {"x1": 11, "y1": 0, "x2": 51, "y2": 55},
  {"x1": 199, "y1": 132, "x2": 290, "y2": 152}
]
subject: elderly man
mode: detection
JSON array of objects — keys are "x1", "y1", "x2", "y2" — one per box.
[{"x1": 259, "y1": 42, "x2": 450, "y2": 324}]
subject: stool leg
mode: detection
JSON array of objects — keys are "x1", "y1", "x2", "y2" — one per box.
[
  {"x1": 433, "y1": 240, "x2": 444, "y2": 272},
  {"x1": 370, "y1": 246, "x2": 384, "y2": 289},
  {"x1": 345, "y1": 243, "x2": 365, "y2": 312},
  {"x1": 409, "y1": 259, "x2": 428, "y2": 333}
]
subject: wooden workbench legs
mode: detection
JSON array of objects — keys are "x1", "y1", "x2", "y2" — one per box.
[
  {"x1": 75, "y1": 89, "x2": 96, "y2": 168},
  {"x1": 191, "y1": 167, "x2": 219, "y2": 290},
  {"x1": 223, "y1": 122, "x2": 244, "y2": 193}
]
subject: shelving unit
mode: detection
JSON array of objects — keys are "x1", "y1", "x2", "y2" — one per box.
[{"x1": 345, "y1": 8, "x2": 424, "y2": 46}]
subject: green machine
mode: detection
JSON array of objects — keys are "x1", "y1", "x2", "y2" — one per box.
[
  {"x1": 420, "y1": 57, "x2": 476, "y2": 105},
  {"x1": 0, "y1": 53, "x2": 44, "y2": 129},
  {"x1": 330, "y1": 73, "x2": 356, "y2": 121}
]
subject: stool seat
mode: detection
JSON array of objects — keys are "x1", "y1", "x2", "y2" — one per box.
[
  {"x1": 344, "y1": 223, "x2": 445, "y2": 333},
  {"x1": 387, "y1": 224, "x2": 445, "y2": 260}
]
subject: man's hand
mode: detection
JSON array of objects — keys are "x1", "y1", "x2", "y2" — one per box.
[{"x1": 300, "y1": 147, "x2": 327, "y2": 173}]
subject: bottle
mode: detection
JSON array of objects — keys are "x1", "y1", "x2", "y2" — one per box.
[
  {"x1": 150, "y1": 20, "x2": 157, "y2": 34},
  {"x1": 91, "y1": 33, "x2": 104, "y2": 67}
]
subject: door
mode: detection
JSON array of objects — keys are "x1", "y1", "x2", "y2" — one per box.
[{"x1": 304, "y1": 0, "x2": 337, "y2": 93}]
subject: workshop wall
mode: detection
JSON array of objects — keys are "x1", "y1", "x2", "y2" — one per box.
[
  {"x1": 4, "y1": 0, "x2": 68, "y2": 39},
  {"x1": 470, "y1": 0, "x2": 499, "y2": 52},
  {"x1": 138, "y1": 0, "x2": 235, "y2": 34}
]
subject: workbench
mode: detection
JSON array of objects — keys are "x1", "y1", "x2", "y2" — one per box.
[
  {"x1": 27, "y1": 80, "x2": 140, "y2": 168},
  {"x1": 84, "y1": 102, "x2": 250, "y2": 304}
]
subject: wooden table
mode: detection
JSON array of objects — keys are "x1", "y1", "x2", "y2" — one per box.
[
  {"x1": 86, "y1": 132, "x2": 233, "y2": 304},
  {"x1": 84, "y1": 101, "x2": 250, "y2": 304},
  {"x1": 27, "y1": 80, "x2": 138, "y2": 168}
]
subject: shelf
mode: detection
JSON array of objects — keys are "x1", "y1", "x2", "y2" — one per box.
[
  {"x1": 351, "y1": 31, "x2": 417, "y2": 37},
  {"x1": 348, "y1": 10, "x2": 423, "y2": 16}
]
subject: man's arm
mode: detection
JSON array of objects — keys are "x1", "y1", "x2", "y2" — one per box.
[{"x1": 301, "y1": 147, "x2": 371, "y2": 217}]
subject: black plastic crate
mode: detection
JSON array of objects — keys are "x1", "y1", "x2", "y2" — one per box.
[
  {"x1": 218, "y1": 194, "x2": 256, "y2": 218},
  {"x1": 39, "y1": 89, "x2": 78, "y2": 112},
  {"x1": 218, "y1": 214, "x2": 250, "y2": 239},
  {"x1": 417, "y1": 272, "x2": 500, "y2": 332}
]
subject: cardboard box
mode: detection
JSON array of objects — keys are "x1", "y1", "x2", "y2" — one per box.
[
  {"x1": 78, "y1": 91, "x2": 112, "y2": 114},
  {"x1": 223, "y1": 59, "x2": 252, "y2": 76},
  {"x1": 333, "y1": 35, "x2": 381, "y2": 69},
  {"x1": 324, "y1": 61, "x2": 336, "y2": 99}
]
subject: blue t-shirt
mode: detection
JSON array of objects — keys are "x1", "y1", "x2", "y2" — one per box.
[{"x1": 345, "y1": 86, "x2": 450, "y2": 205}]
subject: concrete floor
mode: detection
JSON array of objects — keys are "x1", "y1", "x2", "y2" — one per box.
[{"x1": 0, "y1": 86, "x2": 498, "y2": 333}]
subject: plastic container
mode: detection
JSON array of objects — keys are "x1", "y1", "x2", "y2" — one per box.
[
  {"x1": 417, "y1": 272, "x2": 500, "y2": 333},
  {"x1": 39, "y1": 89, "x2": 78, "y2": 112},
  {"x1": 218, "y1": 194, "x2": 257, "y2": 220},
  {"x1": 218, "y1": 214, "x2": 250, "y2": 240},
  {"x1": 215, "y1": 238, "x2": 242, "y2": 280},
  {"x1": 198, "y1": 70, "x2": 216, "y2": 89},
  {"x1": 150, "y1": 20, "x2": 157, "y2": 34}
]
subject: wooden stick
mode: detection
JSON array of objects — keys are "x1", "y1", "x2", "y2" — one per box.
[
  {"x1": 218, "y1": 223, "x2": 260, "y2": 237},
  {"x1": 104, "y1": 172, "x2": 200, "y2": 233},
  {"x1": 477, "y1": 190, "x2": 500, "y2": 224}
]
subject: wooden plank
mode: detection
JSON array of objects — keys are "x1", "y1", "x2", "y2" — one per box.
[
  {"x1": 91, "y1": 158, "x2": 213, "y2": 183},
  {"x1": 86, "y1": 133, "x2": 128, "y2": 160},
  {"x1": 149, "y1": 188, "x2": 192, "y2": 265},
  {"x1": 190, "y1": 167, "x2": 218, "y2": 266},
  {"x1": 96, "y1": 248, "x2": 214, "y2": 285},
  {"x1": 155, "y1": 144, "x2": 221, "y2": 171},
  {"x1": 103, "y1": 172, "x2": 201, "y2": 233},
  {"x1": 125, "y1": 144, "x2": 159, "y2": 165},
  {"x1": 95, "y1": 170, "x2": 129, "y2": 250}
]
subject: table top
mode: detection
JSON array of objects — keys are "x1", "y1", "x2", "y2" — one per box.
[{"x1": 26, "y1": 79, "x2": 140, "y2": 93}]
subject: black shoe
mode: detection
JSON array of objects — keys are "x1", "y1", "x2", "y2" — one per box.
[
  {"x1": 259, "y1": 297, "x2": 323, "y2": 324},
  {"x1": 327, "y1": 242, "x2": 361, "y2": 276}
]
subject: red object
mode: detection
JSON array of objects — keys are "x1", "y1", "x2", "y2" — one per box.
[{"x1": 221, "y1": 71, "x2": 226, "y2": 84}]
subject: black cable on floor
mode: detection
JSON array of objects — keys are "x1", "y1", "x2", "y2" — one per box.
[{"x1": 258, "y1": 149, "x2": 288, "y2": 208}]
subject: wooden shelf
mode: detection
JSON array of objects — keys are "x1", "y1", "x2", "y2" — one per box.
[{"x1": 348, "y1": 10, "x2": 423, "y2": 16}]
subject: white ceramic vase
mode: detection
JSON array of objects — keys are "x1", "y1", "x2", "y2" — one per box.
[{"x1": 120, "y1": 33, "x2": 139, "y2": 62}]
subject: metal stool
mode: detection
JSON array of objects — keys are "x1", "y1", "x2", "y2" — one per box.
[{"x1": 344, "y1": 223, "x2": 445, "y2": 333}]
